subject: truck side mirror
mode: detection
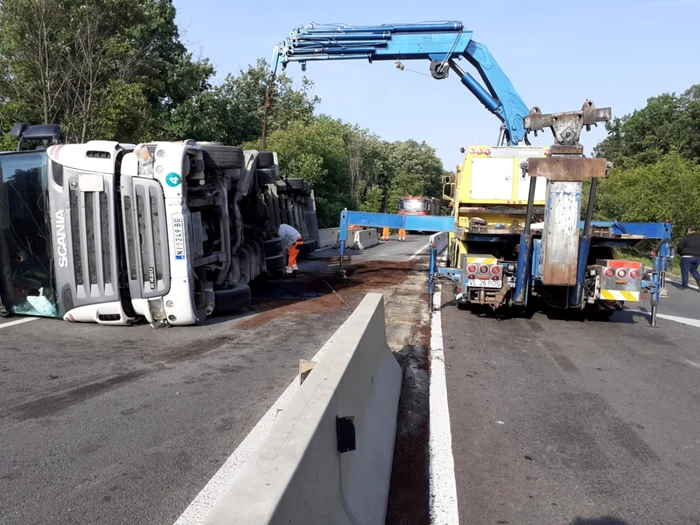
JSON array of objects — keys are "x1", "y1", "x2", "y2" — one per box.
[{"x1": 442, "y1": 182, "x2": 454, "y2": 201}]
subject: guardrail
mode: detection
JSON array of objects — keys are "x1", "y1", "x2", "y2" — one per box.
[{"x1": 201, "y1": 293, "x2": 402, "y2": 524}]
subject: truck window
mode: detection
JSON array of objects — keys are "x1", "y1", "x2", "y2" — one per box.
[
  {"x1": 399, "y1": 199, "x2": 426, "y2": 212},
  {"x1": 0, "y1": 151, "x2": 58, "y2": 317}
]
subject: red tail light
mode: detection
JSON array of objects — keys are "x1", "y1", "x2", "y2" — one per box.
[
  {"x1": 490, "y1": 265, "x2": 501, "y2": 276},
  {"x1": 604, "y1": 268, "x2": 615, "y2": 278},
  {"x1": 629, "y1": 269, "x2": 640, "y2": 279},
  {"x1": 479, "y1": 265, "x2": 489, "y2": 273},
  {"x1": 467, "y1": 264, "x2": 478, "y2": 274},
  {"x1": 491, "y1": 275, "x2": 500, "y2": 281},
  {"x1": 467, "y1": 275, "x2": 475, "y2": 281},
  {"x1": 617, "y1": 269, "x2": 627, "y2": 278}
]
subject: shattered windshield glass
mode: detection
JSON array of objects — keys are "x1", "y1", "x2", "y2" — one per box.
[{"x1": 0, "y1": 151, "x2": 59, "y2": 317}]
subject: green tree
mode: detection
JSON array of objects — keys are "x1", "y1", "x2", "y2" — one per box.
[
  {"x1": 163, "y1": 58, "x2": 319, "y2": 145},
  {"x1": 594, "y1": 85, "x2": 700, "y2": 168},
  {"x1": 384, "y1": 139, "x2": 445, "y2": 209},
  {"x1": 594, "y1": 153, "x2": 700, "y2": 242},
  {"x1": 359, "y1": 186, "x2": 384, "y2": 213},
  {"x1": 0, "y1": 0, "x2": 213, "y2": 143}
]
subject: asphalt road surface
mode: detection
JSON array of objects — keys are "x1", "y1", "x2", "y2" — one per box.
[
  {"x1": 439, "y1": 282, "x2": 700, "y2": 525},
  {"x1": 0, "y1": 235, "x2": 425, "y2": 525}
]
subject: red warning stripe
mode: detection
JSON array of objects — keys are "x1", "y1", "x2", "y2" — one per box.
[{"x1": 606, "y1": 260, "x2": 642, "y2": 269}]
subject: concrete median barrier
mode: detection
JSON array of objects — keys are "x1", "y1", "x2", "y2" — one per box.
[
  {"x1": 202, "y1": 292, "x2": 402, "y2": 525},
  {"x1": 318, "y1": 227, "x2": 341, "y2": 248},
  {"x1": 429, "y1": 231, "x2": 449, "y2": 253},
  {"x1": 351, "y1": 228, "x2": 379, "y2": 250}
]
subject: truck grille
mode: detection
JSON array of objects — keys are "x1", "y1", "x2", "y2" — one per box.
[
  {"x1": 68, "y1": 182, "x2": 119, "y2": 304},
  {"x1": 68, "y1": 177, "x2": 119, "y2": 306},
  {"x1": 121, "y1": 178, "x2": 170, "y2": 299}
]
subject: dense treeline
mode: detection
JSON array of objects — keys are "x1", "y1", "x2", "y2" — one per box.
[
  {"x1": 0, "y1": 0, "x2": 447, "y2": 228},
  {"x1": 593, "y1": 85, "x2": 700, "y2": 242}
]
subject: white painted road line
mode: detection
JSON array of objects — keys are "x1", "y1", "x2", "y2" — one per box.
[
  {"x1": 428, "y1": 282, "x2": 460, "y2": 524},
  {"x1": 639, "y1": 310, "x2": 700, "y2": 328},
  {"x1": 0, "y1": 317, "x2": 38, "y2": 330},
  {"x1": 657, "y1": 313, "x2": 700, "y2": 328},
  {"x1": 173, "y1": 329, "x2": 341, "y2": 525},
  {"x1": 409, "y1": 243, "x2": 430, "y2": 259}
]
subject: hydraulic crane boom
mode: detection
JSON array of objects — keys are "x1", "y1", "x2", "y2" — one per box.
[{"x1": 272, "y1": 22, "x2": 530, "y2": 145}]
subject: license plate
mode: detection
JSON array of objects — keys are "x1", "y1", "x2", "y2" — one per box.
[
  {"x1": 467, "y1": 279, "x2": 502, "y2": 288},
  {"x1": 172, "y1": 214, "x2": 185, "y2": 260}
]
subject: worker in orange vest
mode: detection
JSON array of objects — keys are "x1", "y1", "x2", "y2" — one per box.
[
  {"x1": 398, "y1": 228, "x2": 406, "y2": 241},
  {"x1": 381, "y1": 227, "x2": 390, "y2": 240}
]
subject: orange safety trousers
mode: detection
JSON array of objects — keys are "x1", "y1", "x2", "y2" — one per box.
[
  {"x1": 398, "y1": 228, "x2": 406, "y2": 240},
  {"x1": 287, "y1": 239, "x2": 304, "y2": 267}
]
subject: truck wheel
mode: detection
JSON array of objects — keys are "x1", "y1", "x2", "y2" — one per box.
[
  {"x1": 585, "y1": 303, "x2": 616, "y2": 321},
  {"x1": 257, "y1": 151, "x2": 275, "y2": 169},
  {"x1": 265, "y1": 253, "x2": 286, "y2": 272},
  {"x1": 263, "y1": 237, "x2": 283, "y2": 257},
  {"x1": 257, "y1": 168, "x2": 278, "y2": 186},
  {"x1": 200, "y1": 143, "x2": 245, "y2": 170},
  {"x1": 213, "y1": 284, "x2": 251, "y2": 315}
]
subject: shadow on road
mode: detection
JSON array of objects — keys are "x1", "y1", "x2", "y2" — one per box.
[{"x1": 571, "y1": 518, "x2": 631, "y2": 525}]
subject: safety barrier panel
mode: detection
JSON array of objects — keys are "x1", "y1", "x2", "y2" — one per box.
[
  {"x1": 202, "y1": 293, "x2": 402, "y2": 525},
  {"x1": 429, "y1": 231, "x2": 450, "y2": 253},
  {"x1": 351, "y1": 228, "x2": 379, "y2": 250},
  {"x1": 318, "y1": 227, "x2": 342, "y2": 248}
]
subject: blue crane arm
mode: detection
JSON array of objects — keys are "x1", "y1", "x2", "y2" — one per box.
[{"x1": 272, "y1": 22, "x2": 529, "y2": 145}]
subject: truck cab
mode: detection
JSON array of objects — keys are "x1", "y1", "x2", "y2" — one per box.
[{"x1": 0, "y1": 124, "x2": 319, "y2": 326}]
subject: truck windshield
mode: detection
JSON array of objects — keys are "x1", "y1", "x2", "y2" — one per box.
[
  {"x1": 0, "y1": 151, "x2": 59, "y2": 317},
  {"x1": 399, "y1": 199, "x2": 426, "y2": 212}
]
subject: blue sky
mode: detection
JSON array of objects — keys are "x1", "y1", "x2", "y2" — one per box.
[{"x1": 174, "y1": 0, "x2": 699, "y2": 171}]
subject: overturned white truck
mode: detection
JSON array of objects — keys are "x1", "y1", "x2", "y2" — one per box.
[{"x1": 0, "y1": 124, "x2": 319, "y2": 325}]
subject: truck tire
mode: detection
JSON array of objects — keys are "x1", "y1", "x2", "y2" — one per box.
[
  {"x1": 585, "y1": 302, "x2": 617, "y2": 321},
  {"x1": 257, "y1": 151, "x2": 275, "y2": 169},
  {"x1": 213, "y1": 284, "x2": 251, "y2": 315},
  {"x1": 265, "y1": 253, "x2": 286, "y2": 272},
  {"x1": 256, "y1": 168, "x2": 278, "y2": 186},
  {"x1": 263, "y1": 237, "x2": 284, "y2": 257},
  {"x1": 200, "y1": 144, "x2": 245, "y2": 170},
  {"x1": 285, "y1": 178, "x2": 306, "y2": 191}
]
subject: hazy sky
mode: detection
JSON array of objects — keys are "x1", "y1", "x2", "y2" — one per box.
[{"x1": 174, "y1": 0, "x2": 699, "y2": 170}]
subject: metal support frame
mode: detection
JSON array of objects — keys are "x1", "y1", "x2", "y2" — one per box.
[{"x1": 337, "y1": 210, "x2": 455, "y2": 278}]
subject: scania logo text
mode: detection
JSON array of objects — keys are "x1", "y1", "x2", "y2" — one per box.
[{"x1": 55, "y1": 210, "x2": 68, "y2": 268}]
